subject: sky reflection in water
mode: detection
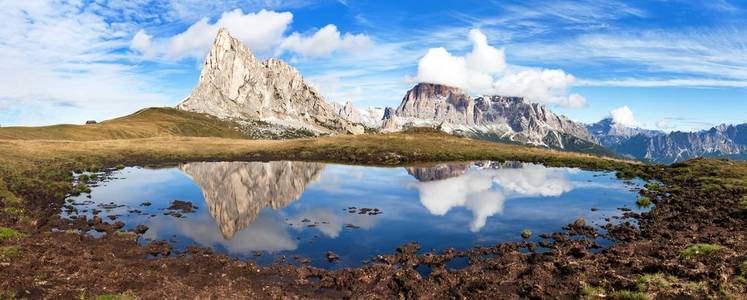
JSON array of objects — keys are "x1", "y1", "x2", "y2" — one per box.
[{"x1": 64, "y1": 161, "x2": 643, "y2": 268}]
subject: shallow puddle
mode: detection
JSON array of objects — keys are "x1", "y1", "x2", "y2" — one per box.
[{"x1": 62, "y1": 161, "x2": 644, "y2": 268}]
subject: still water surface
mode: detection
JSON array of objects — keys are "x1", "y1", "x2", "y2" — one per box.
[{"x1": 63, "y1": 161, "x2": 643, "y2": 268}]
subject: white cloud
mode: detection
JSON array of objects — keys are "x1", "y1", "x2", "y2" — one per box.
[
  {"x1": 493, "y1": 69, "x2": 587, "y2": 108},
  {"x1": 130, "y1": 29, "x2": 153, "y2": 56},
  {"x1": 655, "y1": 119, "x2": 672, "y2": 130},
  {"x1": 609, "y1": 106, "x2": 640, "y2": 128},
  {"x1": 165, "y1": 9, "x2": 293, "y2": 59},
  {"x1": 413, "y1": 29, "x2": 585, "y2": 108},
  {"x1": 133, "y1": 10, "x2": 371, "y2": 61},
  {"x1": 0, "y1": 1, "x2": 174, "y2": 126},
  {"x1": 279, "y1": 24, "x2": 373, "y2": 57}
]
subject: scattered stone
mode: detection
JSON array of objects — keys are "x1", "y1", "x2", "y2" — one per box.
[
  {"x1": 326, "y1": 251, "x2": 340, "y2": 262},
  {"x1": 112, "y1": 221, "x2": 125, "y2": 230},
  {"x1": 167, "y1": 200, "x2": 194, "y2": 213},
  {"x1": 345, "y1": 224, "x2": 360, "y2": 229},
  {"x1": 133, "y1": 224, "x2": 149, "y2": 234},
  {"x1": 147, "y1": 241, "x2": 171, "y2": 256},
  {"x1": 140, "y1": 202, "x2": 152, "y2": 207}
]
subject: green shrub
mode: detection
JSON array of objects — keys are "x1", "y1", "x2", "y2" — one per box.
[
  {"x1": 521, "y1": 229, "x2": 532, "y2": 239},
  {"x1": 681, "y1": 244, "x2": 725, "y2": 259},
  {"x1": 644, "y1": 182, "x2": 660, "y2": 190}
]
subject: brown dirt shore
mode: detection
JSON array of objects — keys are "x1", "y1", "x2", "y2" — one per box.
[{"x1": 1, "y1": 133, "x2": 746, "y2": 299}]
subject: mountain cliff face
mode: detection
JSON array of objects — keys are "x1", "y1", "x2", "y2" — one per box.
[
  {"x1": 381, "y1": 83, "x2": 603, "y2": 152},
  {"x1": 588, "y1": 119, "x2": 747, "y2": 163},
  {"x1": 180, "y1": 161, "x2": 325, "y2": 238},
  {"x1": 177, "y1": 28, "x2": 363, "y2": 135}
]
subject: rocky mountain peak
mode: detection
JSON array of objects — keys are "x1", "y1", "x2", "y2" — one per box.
[
  {"x1": 177, "y1": 29, "x2": 363, "y2": 135},
  {"x1": 382, "y1": 82, "x2": 598, "y2": 151}
]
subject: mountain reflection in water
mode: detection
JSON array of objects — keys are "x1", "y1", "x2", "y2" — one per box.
[
  {"x1": 63, "y1": 160, "x2": 641, "y2": 267},
  {"x1": 180, "y1": 161, "x2": 325, "y2": 238}
]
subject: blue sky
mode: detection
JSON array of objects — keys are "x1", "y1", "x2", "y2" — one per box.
[{"x1": 0, "y1": 0, "x2": 745, "y2": 131}]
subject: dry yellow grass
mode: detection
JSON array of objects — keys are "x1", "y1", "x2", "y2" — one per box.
[{"x1": 0, "y1": 108, "x2": 246, "y2": 140}]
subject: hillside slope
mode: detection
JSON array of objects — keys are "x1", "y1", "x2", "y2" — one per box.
[{"x1": 0, "y1": 108, "x2": 247, "y2": 141}]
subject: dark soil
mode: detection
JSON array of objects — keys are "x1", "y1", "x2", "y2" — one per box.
[{"x1": 1, "y1": 158, "x2": 746, "y2": 299}]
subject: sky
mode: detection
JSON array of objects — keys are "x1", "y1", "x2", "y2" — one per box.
[{"x1": 1, "y1": 0, "x2": 746, "y2": 132}]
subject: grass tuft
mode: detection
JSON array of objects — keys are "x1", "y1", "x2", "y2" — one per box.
[
  {"x1": 580, "y1": 286, "x2": 606, "y2": 299},
  {"x1": 680, "y1": 244, "x2": 725, "y2": 259},
  {"x1": 636, "y1": 196, "x2": 652, "y2": 207},
  {"x1": 610, "y1": 290, "x2": 651, "y2": 300},
  {"x1": 0, "y1": 227, "x2": 25, "y2": 240},
  {"x1": 520, "y1": 229, "x2": 532, "y2": 239},
  {"x1": 636, "y1": 273, "x2": 671, "y2": 292},
  {"x1": 0, "y1": 246, "x2": 21, "y2": 261}
]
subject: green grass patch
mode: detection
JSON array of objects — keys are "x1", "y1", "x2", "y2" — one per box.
[
  {"x1": 740, "y1": 195, "x2": 747, "y2": 209},
  {"x1": 681, "y1": 244, "x2": 725, "y2": 259},
  {"x1": 0, "y1": 246, "x2": 21, "y2": 261},
  {"x1": 644, "y1": 182, "x2": 660, "y2": 190},
  {"x1": 636, "y1": 196, "x2": 652, "y2": 207},
  {"x1": 636, "y1": 273, "x2": 671, "y2": 292},
  {"x1": 0, "y1": 227, "x2": 25, "y2": 240},
  {"x1": 610, "y1": 290, "x2": 651, "y2": 300},
  {"x1": 580, "y1": 286, "x2": 606, "y2": 299}
]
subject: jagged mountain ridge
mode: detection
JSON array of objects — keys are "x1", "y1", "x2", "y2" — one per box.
[
  {"x1": 177, "y1": 28, "x2": 363, "y2": 135},
  {"x1": 380, "y1": 83, "x2": 605, "y2": 153}
]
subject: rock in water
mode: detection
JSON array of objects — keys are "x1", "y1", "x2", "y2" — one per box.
[
  {"x1": 381, "y1": 83, "x2": 597, "y2": 150},
  {"x1": 177, "y1": 28, "x2": 363, "y2": 135}
]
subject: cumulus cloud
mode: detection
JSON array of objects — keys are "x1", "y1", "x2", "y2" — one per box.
[
  {"x1": 413, "y1": 29, "x2": 585, "y2": 108},
  {"x1": 609, "y1": 106, "x2": 640, "y2": 128},
  {"x1": 132, "y1": 9, "x2": 371, "y2": 61},
  {"x1": 493, "y1": 69, "x2": 587, "y2": 108},
  {"x1": 279, "y1": 24, "x2": 373, "y2": 57},
  {"x1": 163, "y1": 9, "x2": 293, "y2": 59}
]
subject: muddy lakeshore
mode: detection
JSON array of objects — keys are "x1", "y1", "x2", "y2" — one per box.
[{"x1": 1, "y1": 157, "x2": 746, "y2": 299}]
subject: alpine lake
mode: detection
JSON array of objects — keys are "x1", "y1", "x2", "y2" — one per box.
[{"x1": 60, "y1": 160, "x2": 647, "y2": 269}]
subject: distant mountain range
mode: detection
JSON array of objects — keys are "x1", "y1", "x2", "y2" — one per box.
[
  {"x1": 176, "y1": 29, "x2": 745, "y2": 164},
  {"x1": 586, "y1": 118, "x2": 747, "y2": 163}
]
